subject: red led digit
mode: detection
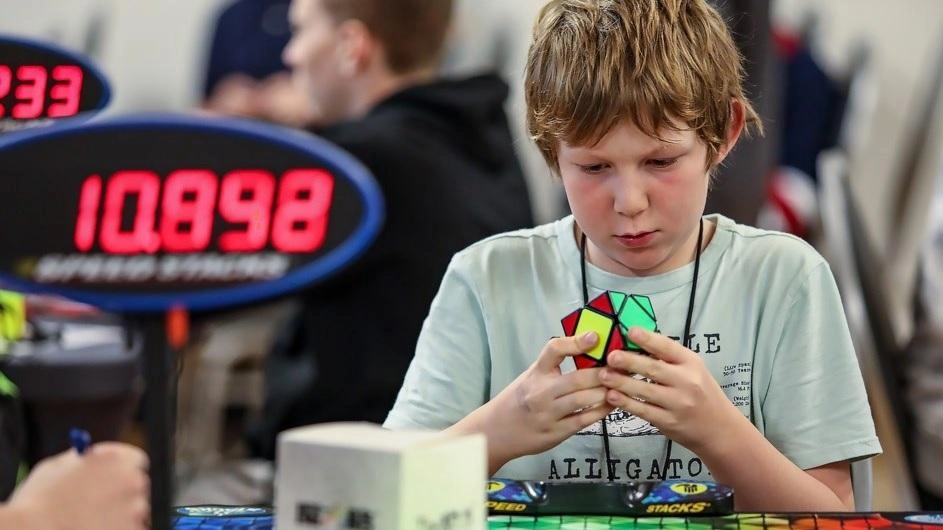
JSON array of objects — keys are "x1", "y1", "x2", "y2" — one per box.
[
  {"x1": 74, "y1": 174, "x2": 102, "y2": 252},
  {"x1": 218, "y1": 170, "x2": 275, "y2": 252},
  {"x1": 12, "y1": 65, "x2": 47, "y2": 120},
  {"x1": 160, "y1": 170, "x2": 218, "y2": 252},
  {"x1": 47, "y1": 65, "x2": 83, "y2": 118},
  {"x1": 271, "y1": 169, "x2": 334, "y2": 253},
  {"x1": 0, "y1": 65, "x2": 10, "y2": 117},
  {"x1": 100, "y1": 170, "x2": 161, "y2": 254}
]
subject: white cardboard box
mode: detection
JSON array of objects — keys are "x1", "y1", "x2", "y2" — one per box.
[{"x1": 275, "y1": 422, "x2": 486, "y2": 530}]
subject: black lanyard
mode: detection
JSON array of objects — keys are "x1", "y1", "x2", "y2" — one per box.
[{"x1": 579, "y1": 218, "x2": 704, "y2": 481}]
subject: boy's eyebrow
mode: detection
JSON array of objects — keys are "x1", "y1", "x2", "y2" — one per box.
[
  {"x1": 644, "y1": 132, "x2": 693, "y2": 152},
  {"x1": 648, "y1": 142, "x2": 686, "y2": 154},
  {"x1": 573, "y1": 138, "x2": 688, "y2": 155}
]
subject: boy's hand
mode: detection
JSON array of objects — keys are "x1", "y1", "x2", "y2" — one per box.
[
  {"x1": 482, "y1": 332, "x2": 613, "y2": 468},
  {"x1": 599, "y1": 327, "x2": 743, "y2": 453}
]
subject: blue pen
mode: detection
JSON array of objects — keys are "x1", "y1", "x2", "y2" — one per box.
[{"x1": 69, "y1": 428, "x2": 91, "y2": 455}]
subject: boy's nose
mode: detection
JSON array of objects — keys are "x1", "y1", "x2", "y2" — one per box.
[{"x1": 612, "y1": 172, "x2": 648, "y2": 217}]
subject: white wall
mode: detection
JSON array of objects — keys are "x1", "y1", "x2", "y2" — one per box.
[
  {"x1": 0, "y1": 0, "x2": 230, "y2": 114},
  {"x1": 773, "y1": 0, "x2": 943, "y2": 340}
]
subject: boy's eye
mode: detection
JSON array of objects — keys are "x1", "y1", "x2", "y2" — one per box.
[
  {"x1": 648, "y1": 157, "x2": 678, "y2": 169},
  {"x1": 579, "y1": 164, "x2": 607, "y2": 174}
]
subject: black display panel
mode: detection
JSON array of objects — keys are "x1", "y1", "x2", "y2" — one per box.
[
  {"x1": 0, "y1": 114, "x2": 384, "y2": 313},
  {"x1": 0, "y1": 35, "x2": 110, "y2": 133}
]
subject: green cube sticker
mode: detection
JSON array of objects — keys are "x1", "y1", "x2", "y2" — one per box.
[{"x1": 617, "y1": 295, "x2": 657, "y2": 350}]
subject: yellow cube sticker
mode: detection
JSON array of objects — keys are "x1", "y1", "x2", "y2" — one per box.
[{"x1": 573, "y1": 308, "x2": 614, "y2": 361}]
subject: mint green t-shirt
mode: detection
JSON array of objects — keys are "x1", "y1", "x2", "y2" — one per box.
[{"x1": 384, "y1": 215, "x2": 882, "y2": 481}]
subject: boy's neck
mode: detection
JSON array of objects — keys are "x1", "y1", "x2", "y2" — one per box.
[{"x1": 575, "y1": 217, "x2": 716, "y2": 277}]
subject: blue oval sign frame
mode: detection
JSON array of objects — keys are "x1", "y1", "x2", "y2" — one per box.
[
  {"x1": 0, "y1": 114, "x2": 384, "y2": 313},
  {"x1": 0, "y1": 34, "x2": 112, "y2": 129}
]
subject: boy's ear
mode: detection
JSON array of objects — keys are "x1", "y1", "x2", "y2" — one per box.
[{"x1": 714, "y1": 99, "x2": 747, "y2": 165}]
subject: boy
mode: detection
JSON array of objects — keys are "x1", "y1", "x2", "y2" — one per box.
[{"x1": 384, "y1": 0, "x2": 881, "y2": 512}]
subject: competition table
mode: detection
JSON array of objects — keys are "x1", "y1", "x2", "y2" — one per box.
[{"x1": 171, "y1": 510, "x2": 943, "y2": 530}]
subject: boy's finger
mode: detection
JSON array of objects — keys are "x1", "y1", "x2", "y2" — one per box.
[
  {"x1": 553, "y1": 387, "x2": 608, "y2": 420},
  {"x1": 626, "y1": 327, "x2": 692, "y2": 364},
  {"x1": 536, "y1": 332, "x2": 599, "y2": 372},
  {"x1": 606, "y1": 388, "x2": 668, "y2": 426},
  {"x1": 546, "y1": 366, "x2": 605, "y2": 400},
  {"x1": 562, "y1": 401, "x2": 613, "y2": 434},
  {"x1": 599, "y1": 368, "x2": 670, "y2": 406},
  {"x1": 606, "y1": 351, "x2": 674, "y2": 385}
]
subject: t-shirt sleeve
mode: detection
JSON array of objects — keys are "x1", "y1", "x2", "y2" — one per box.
[
  {"x1": 383, "y1": 254, "x2": 490, "y2": 430},
  {"x1": 761, "y1": 262, "x2": 882, "y2": 469}
]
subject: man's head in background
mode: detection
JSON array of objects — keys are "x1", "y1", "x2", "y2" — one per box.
[{"x1": 283, "y1": 0, "x2": 453, "y2": 126}]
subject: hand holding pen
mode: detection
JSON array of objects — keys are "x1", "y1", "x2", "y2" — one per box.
[{"x1": 4, "y1": 430, "x2": 150, "y2": 530}]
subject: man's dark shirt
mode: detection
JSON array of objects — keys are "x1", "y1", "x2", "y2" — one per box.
[{"x1": 249, "y1": 74, "x2": 534, "y2": 458}]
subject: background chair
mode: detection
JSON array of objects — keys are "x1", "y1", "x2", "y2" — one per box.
[{"x1": 818, "y1": 148, "x2": 919, "y2": 510}]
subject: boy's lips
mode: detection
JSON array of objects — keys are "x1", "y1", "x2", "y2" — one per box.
[{"x1": 614, "y1": 230, "x2": 656, "y2": 248}]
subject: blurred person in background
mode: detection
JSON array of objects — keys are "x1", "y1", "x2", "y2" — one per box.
[
  {"x1": 440, "y1": 0, "x2": 563, "y2": 224},
  {"x1": 244, "y1": 0, "x2": 534, "y2": 459},
  {"x1": 202, "y1": 0, "x2": 316, "y2": 126}
]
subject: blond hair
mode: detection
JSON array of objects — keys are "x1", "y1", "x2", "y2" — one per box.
[
  {"x1": 322, "y1": 0, "x2": 452, "y2": 74},
  {"x1": 525, "y1": 0, "x2": 762, "y2": 172}
]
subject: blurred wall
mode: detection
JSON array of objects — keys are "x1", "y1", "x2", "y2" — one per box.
[
  {"x1": 441, "y1": 0, "x2": 565, "y2": 224},
  {"x1": 0, "y1": 0, "x2": 230, "y2": 114},
  {"x1": 773, "y1": 0, "x2": 943, "y2": 341}
]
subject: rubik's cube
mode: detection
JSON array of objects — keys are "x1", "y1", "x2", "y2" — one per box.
[{"x1": 561, "y1": 291, "x2": 657, "y2": 369}]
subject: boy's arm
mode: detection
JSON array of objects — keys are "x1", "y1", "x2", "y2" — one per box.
[
  {"x1": 709, "y1": 261, "x2": 872, "y2": 510},
  {"x1": 603, "y1": 256, "x2": 878, "y2": 512},
  {"x1": 605, "y1": 329, "x2": 856, "y2": 511},
  {"x1": 445, "y1": 403, "x2": 512, "y2": 476},
  {"x1": 383, "y1": 259, "x2": 492, "y2": 431},
  {"x1": 694, "y1": 411, "x2": 854, "y2": 511}
]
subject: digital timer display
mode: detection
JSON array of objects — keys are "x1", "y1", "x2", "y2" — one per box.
[
  {"x1": 0, "y1": 36, "x2": 110, "y2": 131},
  {"x1": 0, "y1": 64, "x2": 84, "y2": 119},
  {"x1": 0, "y1": 115, "x2": 383, "y2": 313},
  {"x1": 73, "y1": 168, "x2": 334, "y2": 255}
]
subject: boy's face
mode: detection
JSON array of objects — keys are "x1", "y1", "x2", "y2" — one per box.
[
  {"x1": 558, "y1": 120, "x2": 712, "y2": 277},
  {"x1": 283, "y1": 0, "x2": 351, "y2": 125}
]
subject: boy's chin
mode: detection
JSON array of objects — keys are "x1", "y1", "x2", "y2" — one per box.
[{"x1": 600, "y1": 250, "x2": 670, "y2": 277}]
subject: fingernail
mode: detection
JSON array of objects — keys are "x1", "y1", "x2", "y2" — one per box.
[
  {"x1": 628, "y1": 327, "x2": 642, "y2": 340},
  {"x1": 581, "y1": 331, "x2": 598, "y2": 346}
]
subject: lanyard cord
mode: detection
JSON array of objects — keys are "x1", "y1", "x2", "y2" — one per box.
[{"x1": 579, "y1": 218, "x2": 704, "y2": 481}]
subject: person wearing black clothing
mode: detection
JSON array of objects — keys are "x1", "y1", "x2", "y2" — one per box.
[{"x1": 246, "y1": 0, "x2": 533, "y2": 458}]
